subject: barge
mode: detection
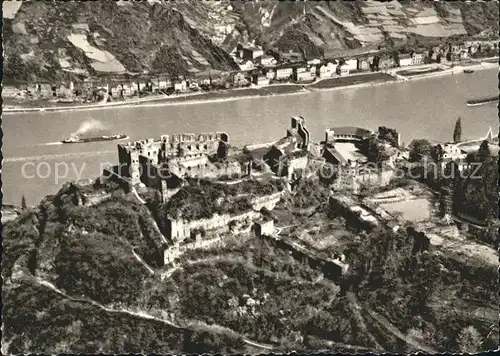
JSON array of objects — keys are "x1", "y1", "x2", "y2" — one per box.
[
  {"x1": 62, "y1": 134, "x2": 129, "y2": 144},
  {"x1": 466, "y1": 96, "x2": 497, "y2": 107}
]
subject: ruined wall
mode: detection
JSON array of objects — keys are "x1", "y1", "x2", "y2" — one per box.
[
  {"x1": 287, "y1": 156, "x2": 308, "y2": 180},
  {"x1": 167, "y1": 210, "x2": 262, "y2": 242},
  {"x1": 255, "y1": 220, "x2": 275, "y2": 237},
  {"x1": 251, "y1": 191, "x2": 283, "y2": 211},
  {"x1": 117, "y1": 132, "x2": 229, "y2": 184}
]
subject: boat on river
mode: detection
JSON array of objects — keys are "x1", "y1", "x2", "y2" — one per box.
[
  {"x1": 62, "y1": 134, "x2": 128, "y2": 144},
  {"x1": 463, "y1": 69, "x2": 475, "y2": 74},
  {"x1": 466, "y1": 96, "x2": 497, "y2": 107}
]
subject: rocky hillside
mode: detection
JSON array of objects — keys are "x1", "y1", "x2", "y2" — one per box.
[
  {"x1": 2, "y1": 0, "x2": 238, "y2": 83},
  {"x1": 225, "y1": 1, "x2": 499, "y2": 57},
  {"x1": 3, "y1": 0, "x2": 498, "y2": 83},
  {"x1": 3, "y1": 177, "x2": 498, "y2": 354},
  {"x1": 2, "y1": 179, "x2": 252, "y2": 354}
]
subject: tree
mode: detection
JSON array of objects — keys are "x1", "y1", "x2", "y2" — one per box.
[
  {"x1": 453, "y1": 117, "x2": 462, "y2": 143},
  {"x1": 378, "y1": 126, "x2": 399, "y2": 147},
  {"x1": 478, "y1": 140, "x2": 491, "y2": 162},
  {"x1": 356, "y1": 137, "x2": 389, "y2": 165},
  {"x1": 457, "y1": 326, "x2": 483, "y2": 353},
  {"x1": 430, "y1": 144, "x2": 444, "y2": 162},
  {"x1": 21, "y1": 195, "x2": 27, "y2": 211},
  {"x1": 408, "y1": 139, "x2": 432, "y2": 161}
]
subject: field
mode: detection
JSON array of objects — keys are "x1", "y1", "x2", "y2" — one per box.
[
  {"x1": 380, "y1": 198, "x2": 432, "y2": 222},
  {"x1": 308, "y1": 73, "x2": 396, "y2": 89},
  {"x1": 396, "y1": 67, "x2": 444, "y2": 77}
]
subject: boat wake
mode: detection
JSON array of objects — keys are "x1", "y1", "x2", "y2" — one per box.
[
  {"x1": 3, "y1": 150, "x2": 115, "y2": 163},
  {"x1": 43, "y1": 141, "x2": 64, "y2": 146}
]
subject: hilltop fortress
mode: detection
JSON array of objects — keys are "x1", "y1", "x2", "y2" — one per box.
[{"x1": 117, "y1": 131, "x2": 240, "y2": 189}]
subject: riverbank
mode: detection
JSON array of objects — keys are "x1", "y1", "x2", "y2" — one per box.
[
  {"x1": 3, "y1": 58, "x2": 497, "y2": 114},
  {"x1": 2, "y1": 84, "x2": 308, "y2": 114},
  {"x1": 307, "y1": 72, "x2": 397, "y2": 92},
  {"x1": 393, "y1": 59, "x2": 498, "y2": 81}
]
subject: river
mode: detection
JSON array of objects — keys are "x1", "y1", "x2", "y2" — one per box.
[{"x1": 2, "y1": 68, "x2": 497, "y2": 206}]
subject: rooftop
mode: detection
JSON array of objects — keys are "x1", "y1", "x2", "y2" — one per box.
[
  {"x1": 334, "y1": 142, "x2": 368, "y2": 163},
  {"x1": 330, "y1": 126, "x2": 373, "y2": 138}
]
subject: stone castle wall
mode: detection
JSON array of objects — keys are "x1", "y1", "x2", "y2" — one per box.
[{"x1": 117, "y1": 132, "x2": 229, "y2": 184}]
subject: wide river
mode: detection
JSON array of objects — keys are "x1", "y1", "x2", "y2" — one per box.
[{"x1": 2, "y1": 68, "x2": 498, "y2": 206}]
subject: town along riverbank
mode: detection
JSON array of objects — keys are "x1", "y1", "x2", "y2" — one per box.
[{"x1": 2, "y1": 84, "x2": 309, "y2": 114}]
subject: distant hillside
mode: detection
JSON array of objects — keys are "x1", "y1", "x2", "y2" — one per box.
[
  {"x1": 225, "y1": 1, "x2": 499, "y2": 57},
  {"x1": 3, "y1": 0, "x2": 238, "y2": 83},
  {"x1": 3, "y1": 0, "x2": 497, "y2": 84}
]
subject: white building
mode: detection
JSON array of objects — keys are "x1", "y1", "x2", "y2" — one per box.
[
  {"x1": 336, "y1": 64, "x2": 350, "y2": 76},
  {"x1": 275, "y1": 67, "x2": 293, "y2": 80},
  {"x1": 239, "y1": 60, "x2": 255, "y2": 71},
  {"x1": 174, "y1": 80, "x2": 187, "y2": 92},
  {"x1": 345, "y1": 59, "x2": 358, "y2": 72},
  {"x1": 260, "y1": 55, "x2": 277, "y2": 67},
  {"x1": 442, "y1": 143, "x2": 467, "y2": 161},
  {"x1": 158, "y1": 79, "x2": 168, "y2": 89},
  {"x1": 319, "y1": 62, "x2": 336, "y2": 79},
  {"x1": 307, "y1": 58, "x2": 321, "y2": 66},
  {"x1": 399, "y1": 54, "x2": 412, "y2": 67}
]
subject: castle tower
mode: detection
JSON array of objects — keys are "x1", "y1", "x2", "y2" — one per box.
[
  {"x1": 161, "y1": 180, "x2": 168, "y2": 203},
  {"x1": 485, "y1": 127, "x2": 494, "y2": 143},
  {"x1": 217, "y1": 133, "x2": 229, "y2": 160}
]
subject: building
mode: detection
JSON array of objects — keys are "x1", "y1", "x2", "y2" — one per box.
[
  {"x1": 459, "y1": 50, "x2": 470, "y2": 60},
  {"x1": 255, "y1": 219, "x2": 275, "y2": 237},
  {"x1": 440, "y1": 143, "x2": 467, "y2": 161},
  {"x1": 71, "y1": 23, "x2": 90, "y2": 34},
  {"x1": 259, "y1": 54, "x2": 277, "y2": 67},
  {"x1": 253, "y1": 74, "x2": 270, "y2": 86},
  {"x1": 336, "y1": 63, "x2": 349, "y2": 76},
  {"x1": 263, "y1": 116, "x2": 311, "y2": 180},
  {"x1": 239, "y1": 60, "x2": 255, "y2": 71},
  {"x1": 242, "y1": 45, "x2": 264, "y2": 62},
  {"x1": 158, "y1": 79, "x2": 169, "y2": 89},
  {"x1": 174, "y1": 80, "x2": 187, "y2": 92},
  {"x1": 411, "y1": 51, "x2": 425, "y2": 65},
  {"x1": 332, "y1": 164, "x2": 393, "y2": 193},
  {"x1": 110, "y1": 84, "x2": 123, "y2": 98},
  {"x1": 399, "y1": 53, "x2": 412, "y2": 67},
  {"x1": 357, "y1": 57, "x2": 372, "y2": 71},
  {"x1": 265, "y1": 68, "x2": 275, "y2": 80},
  {"x1": 294, "y1": 66, "x2": 315, "y2": 82},
  {"x1": 307, "y1": 58, "x2": 321, "y2": 66},
  {"x1": 232, "y1": 72, "x2": 247, "y2": 85},
  {"x1": 280, "y1": 50, "x2": 303, "y2": 63},
  {"x1": 324, "y1": 126, "x2": 374, "y2": 144},
  {"x1": 345, "y1": 58, "x2": 358, "y2": 72},
  {"x1": 117, "y1": 132, "x2": 230, "y2": 186},
  {"x1": 275, "y1": 66, "x2": 293, "y2": 81},
  {"x1": 122, "y1": 84, "x2": 132, "y2": 97},
  {"x1": 319, "y1": 62, "x2": 336, "y2": 79},
  {"x1": 322, "y1": 146, "x2": 348, "y2": 166}
]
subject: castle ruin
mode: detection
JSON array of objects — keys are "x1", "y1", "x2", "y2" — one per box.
[{"x1": 117, "y1": 132, "x2": 239, "y2": 197}]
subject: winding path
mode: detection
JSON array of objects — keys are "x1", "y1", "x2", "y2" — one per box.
[{"x1": 28, "y1": 273, "x2": 274, "y2": 351}]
